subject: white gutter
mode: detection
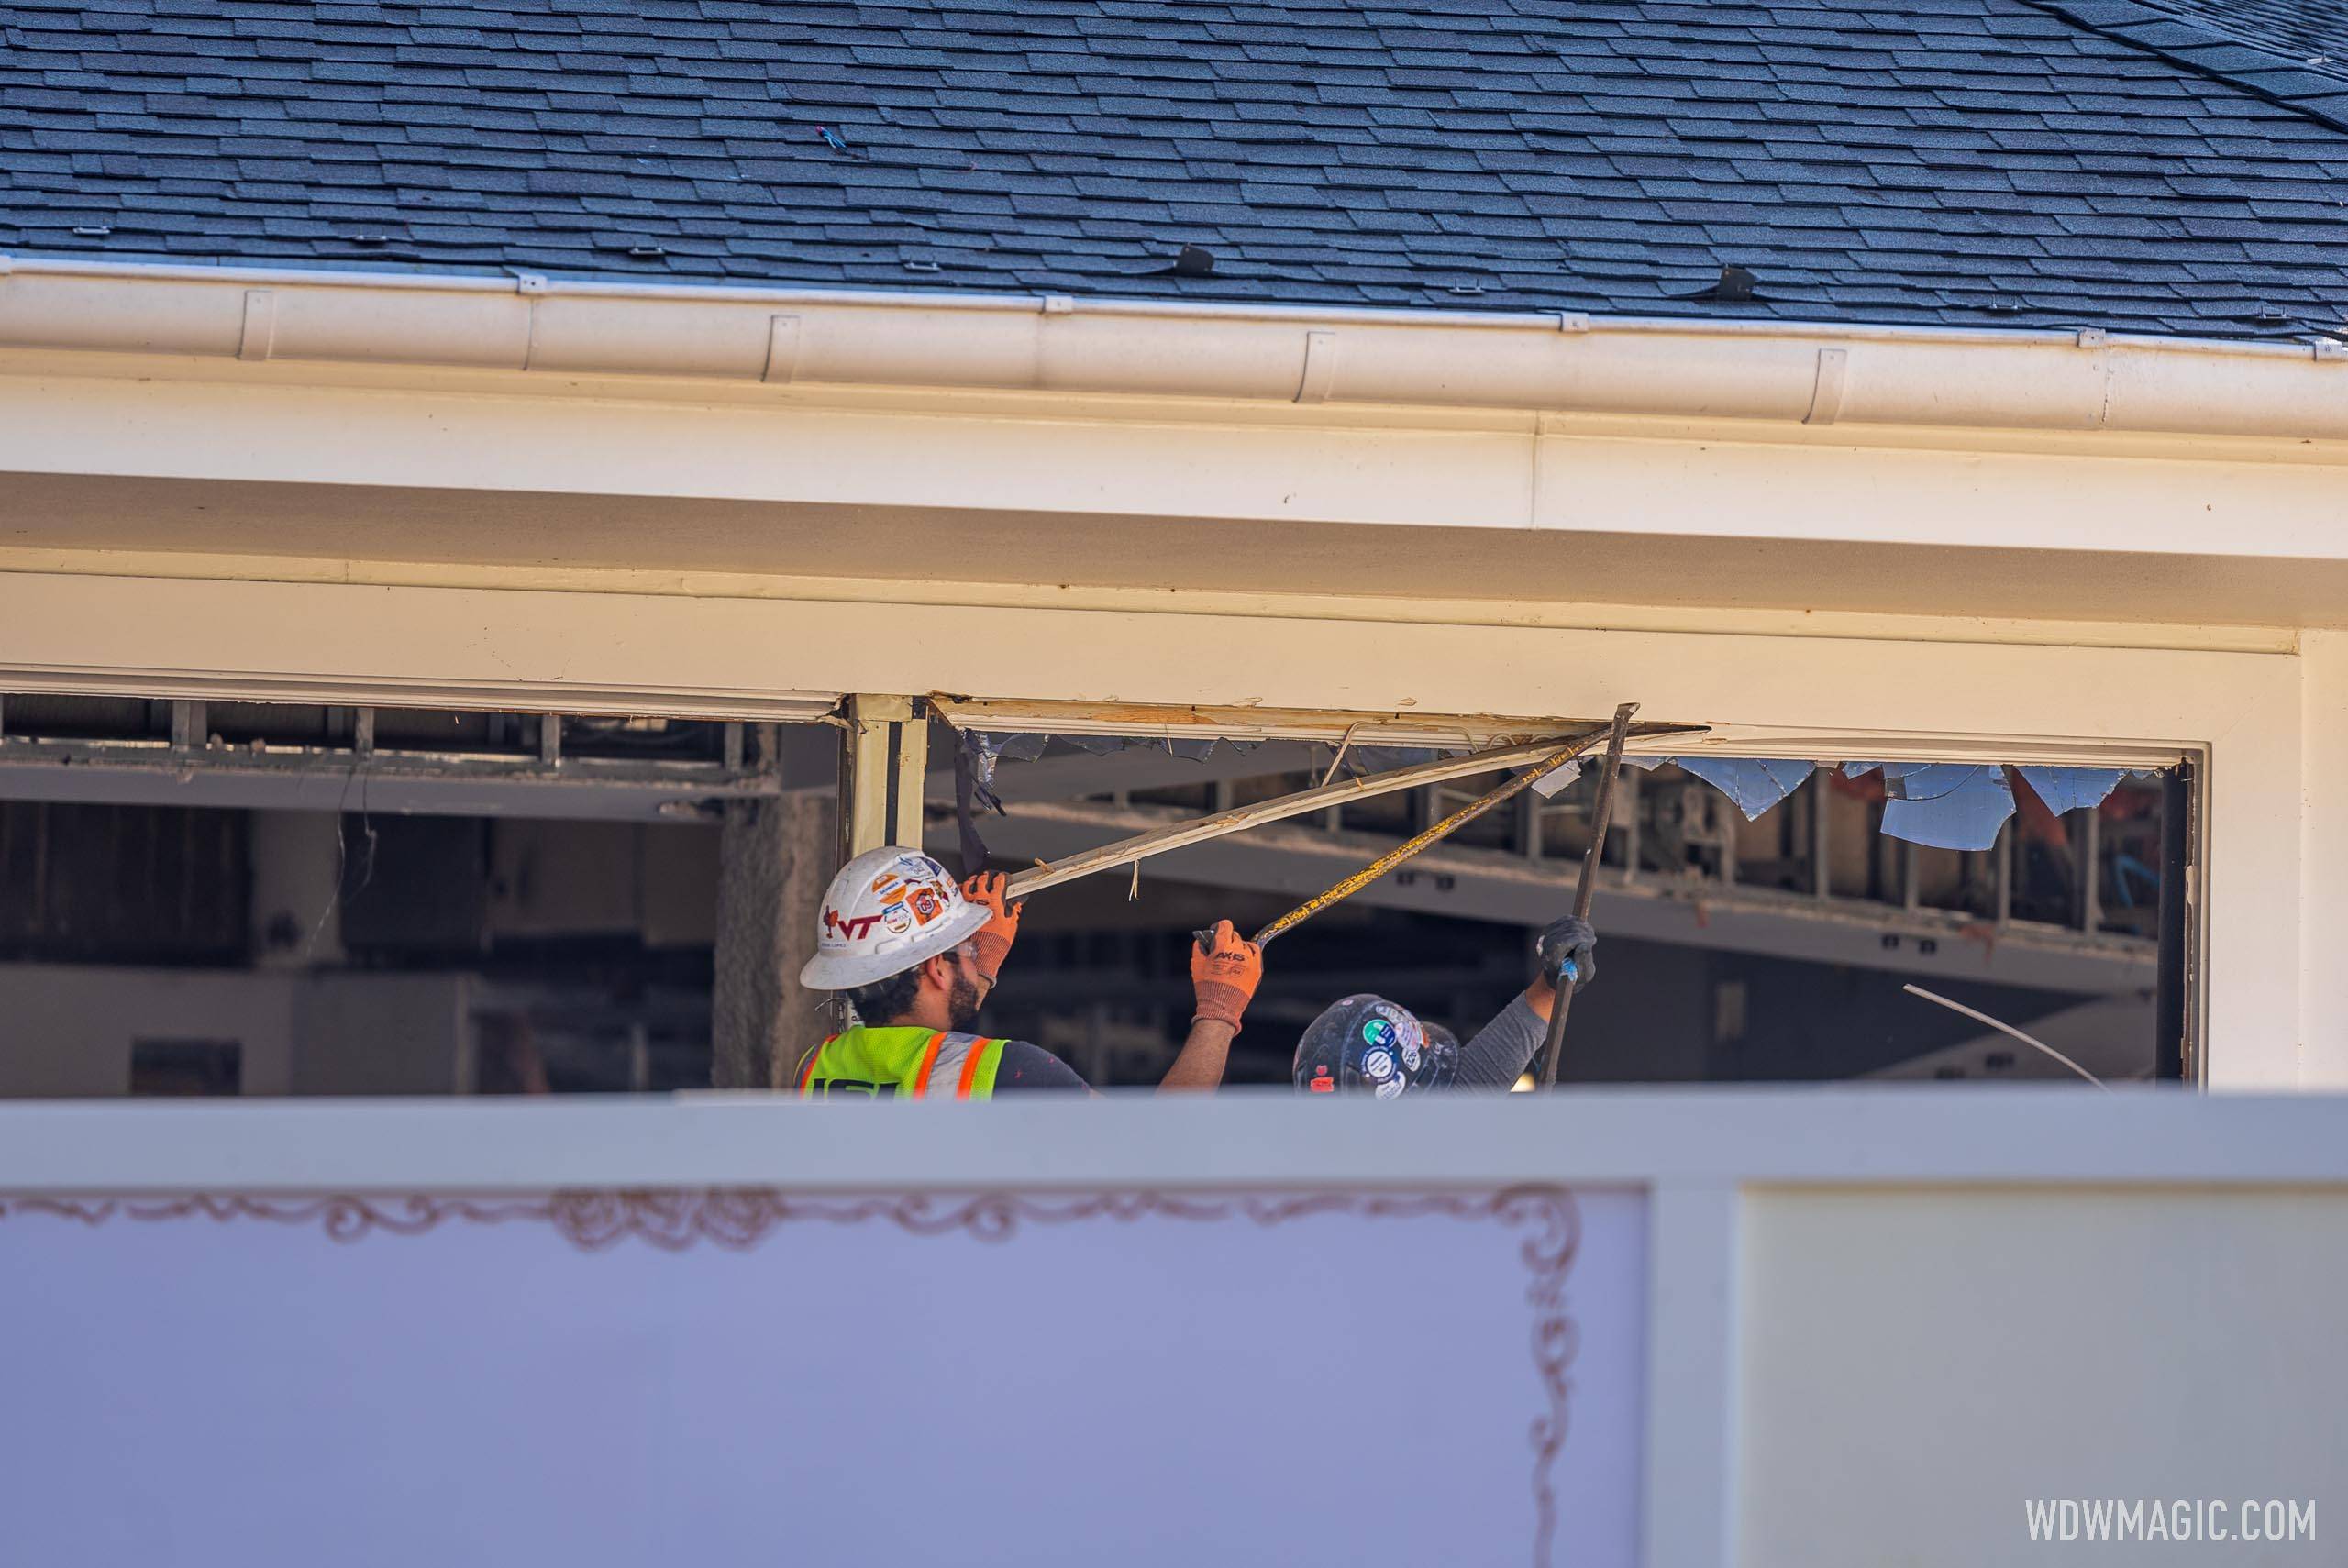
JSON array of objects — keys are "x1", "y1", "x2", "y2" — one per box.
[{"x1": 2, "y1": 254, "x2": 2343, "y2": 439}]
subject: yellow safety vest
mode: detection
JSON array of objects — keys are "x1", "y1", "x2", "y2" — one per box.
[{"x1": 794, "y1": 1025, "x2": 1006, "y2": 1100}]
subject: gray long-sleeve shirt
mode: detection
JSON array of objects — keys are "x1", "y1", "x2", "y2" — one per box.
[{"x1": 1453, "y1": 993, "x2": 1548, "y2": 1090}]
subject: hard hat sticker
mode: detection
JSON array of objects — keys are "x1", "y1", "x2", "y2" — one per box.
[{"x1": 1365, "y1": 1003, "x2": 1425, "y2": 1073}]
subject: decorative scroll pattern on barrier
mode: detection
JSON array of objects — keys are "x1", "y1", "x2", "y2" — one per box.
[{"x1": 1, "y1": 1186, "x2": 1582, "y2": 1566}]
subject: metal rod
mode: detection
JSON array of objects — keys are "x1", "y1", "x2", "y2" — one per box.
[
  {"x1": 2154, "y1": 760, "x2": 2193, "y2": 1082},
  {"x1": 1539, "y1": 701, "x2": 1638, "y2": 1089},
  {"x1": 1003, "y1": 724, "x2": 1696, "y2": 900},
  {"x1": 1246, "y1": 736, "x2": 1602, "y2": 947},
  {"x1": 1902, "y1": 984, "x2": 2110, "y2": 1092}
]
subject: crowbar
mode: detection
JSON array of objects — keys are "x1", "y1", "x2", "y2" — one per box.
[
  {"x1": 1004, "y1": 733, "x2": 1604, "y2": 901},
  {"x1": 1238, "y1": 732, "x2": 1607, "y2": 949},
  {"x1": 1537, "y1": 701, "x2": 1638, "y2": 1088}
]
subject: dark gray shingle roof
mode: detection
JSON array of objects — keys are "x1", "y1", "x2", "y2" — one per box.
[{"x1": 4, "y1": 0, "x2": 2346, "y2": 340}]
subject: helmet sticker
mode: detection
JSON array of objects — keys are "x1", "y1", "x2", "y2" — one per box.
[
  {"x1": 1374, "y1": 1076, "x2": 1407, "y2": 1100},
  {"x1": 882, "y1": 904, "x2": 912, "y2": 934},
  {"x1": 822, "y1": 906, "x2": 882, "y2": 942},
  {"x1": 1366, "y1": 1003, "x2": 1423, "y2": 1073},
  {"x1": 1307, "y1": 1066, "x2": 1336, "y2": 1093},
  {"x1": 909, "y1": 886, "x2": 943, "y2": 924},
  {"x1": 1360, "y1": 1046, "x2": 1396, "y2": 1082}
]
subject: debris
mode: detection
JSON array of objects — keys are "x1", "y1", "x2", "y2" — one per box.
[
  {"x1": 1530, "y1": 758, "x2": 1582, "y2": 798},
  {"x1": 1139, "y1": 244, "x2": 1216, "y2": 279},
  {"x1": 814, "y1": 125, "x2": 868, "y2": 160},
  {"x1": 1847, "y1": 762, "x2": 2015, "y2": 851},
  {"x1": 1683, "y1": 264, "x2": 1758, "y2": 303},
  {"x1": 2013, "y1": 766, "x2": 2125, "y2": 815},
  {"x1": 1674, "y1": 757, "x2": 1813, "y2": 820}
]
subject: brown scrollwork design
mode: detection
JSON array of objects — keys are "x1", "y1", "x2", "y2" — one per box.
[{"x1": 2, "y1": 1184, "x2": 1585, "y2": 1564}]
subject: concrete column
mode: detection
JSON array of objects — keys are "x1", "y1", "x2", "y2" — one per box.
[
  {"x1": 713, "y1": 721, "x2": 837, "y2": 1089},
  {"x1": 249, "y1": 810, "x2": 347, "y2": 969}
]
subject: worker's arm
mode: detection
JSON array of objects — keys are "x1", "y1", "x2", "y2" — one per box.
[
  {"x1": 1160, "y1": 919, "x2": 1262, "y2": 1093},
  {"x1": 1157, "y1": 1019, "x2": 1239, "y2": 1092},
  {"x1": 1453, "y1": 916, "x2": 1598, "y2": 1088}
]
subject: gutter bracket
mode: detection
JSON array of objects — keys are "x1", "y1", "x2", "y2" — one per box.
[
  {"x1": 2314, "y1": 342, "x2": 2346, "y2": 363},
  {"x1": 515, "y1": 274, "x2": 550, "y2": 296},
  {"x1": 1296, "y1": 329, "x2": 1339, "y2": 404},
  {"x1": 1557, "y1": 312, "x2": 1591, "y2": 333},
  {"x1": 2076, "y1": 327, "x2": 2110, "y2": 348},
  {"x1": 1802, "y1": 347, "x2": 1849, "y2": 425},
  {"x1": 762, "y1": 315, "x2": 803, "y2": 384},
  {"x1": 1041, "y1": 295, "x2": 1075, "y2": 316},
  {"x1": 237, "y1": 290, "x2": 276, "y2": 363},
  {"x1": 0, "y1": 255, "x2": 13, "y2": 277}
]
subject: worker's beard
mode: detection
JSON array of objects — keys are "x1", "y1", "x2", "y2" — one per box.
[{"x1": 947, "y1": 972, "x2": 983, "y2": 1032}]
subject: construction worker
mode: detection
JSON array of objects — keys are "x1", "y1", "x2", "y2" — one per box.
[
  {"x1": 1292, "y1": 914, "x2": 1596, "y2": 1095},
  {"x1": 794, "y1": 846, "x2": 1262, "y2": 1096}
]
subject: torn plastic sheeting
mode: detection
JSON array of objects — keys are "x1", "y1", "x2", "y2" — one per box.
[
  {"x1": 966, "y1": 730, "x2": 1050, "y2": 794},
  {"x1": 1673, "y1": 757, "x2": 1814, "y2": 821},
  {"x1": 2014, "y1": 766, "x2": 2126, "y2": 815},
  {"x1": 1844, "y1": 761, "x2": 2016, "y2": 851},
  {"x1": 1529, "y1": 758, "x2": 1583, "y2": 799}
]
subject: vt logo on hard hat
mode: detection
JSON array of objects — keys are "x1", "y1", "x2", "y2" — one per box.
[{"x1": 824, "y1": 908, "x2": 883, "y2": 941}]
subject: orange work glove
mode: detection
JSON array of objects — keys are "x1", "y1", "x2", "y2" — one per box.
[
  {"x1": 960, "y1": 871, "x2": 1023, "y2": 984},
  {"x1": 1190, "y1": 919, "x2": 1263, "y2": 1032}
]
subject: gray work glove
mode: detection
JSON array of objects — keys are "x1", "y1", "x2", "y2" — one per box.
[{"x1": 1537, "y1": 915, "x2": 1598, "y2": 988}]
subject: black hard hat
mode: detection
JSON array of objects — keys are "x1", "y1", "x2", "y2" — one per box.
[
  {"x1": 1414, "y1": 1021, "x2": 1461, "y2": 1092},
  {"x1": 1295, "y1": 994, "x2": 1439, "y2": 1099}
]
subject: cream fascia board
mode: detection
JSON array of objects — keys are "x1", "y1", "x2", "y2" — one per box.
[{"x1": 4, "y1": 255, "x2": 2347, "y2": 442}]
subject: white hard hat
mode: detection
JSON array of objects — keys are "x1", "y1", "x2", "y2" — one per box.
[{"x1": 798, "y1": 846, "x2": 992, "y2": 992}]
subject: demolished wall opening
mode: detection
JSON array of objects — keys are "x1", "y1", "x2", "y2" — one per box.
[{"x1": 0, "y1": 691, "x2": 2190, "y2": 1096}]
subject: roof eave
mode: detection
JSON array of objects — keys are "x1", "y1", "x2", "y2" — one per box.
[{"x1": 4, "y1": 254, "x2": 2344, "y2": 442}]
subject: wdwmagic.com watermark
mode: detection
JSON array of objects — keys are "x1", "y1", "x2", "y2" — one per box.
[{"x1": 2026, "y1": 1499, "x2": 2315, "y2": 1545}]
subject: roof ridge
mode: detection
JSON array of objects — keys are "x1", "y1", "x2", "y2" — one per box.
[{"x1": 2022, "y1": 0, "x2": 2348, "y2": 135}]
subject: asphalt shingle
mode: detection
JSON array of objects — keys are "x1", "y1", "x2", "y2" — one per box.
[{"x1": 1, "y1": 0, "x2": 2344, "y2": 338}]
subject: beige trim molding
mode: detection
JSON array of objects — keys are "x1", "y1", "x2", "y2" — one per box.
[{"x1": 4, "y1": 255, "x2": 2345, "y2": 441}]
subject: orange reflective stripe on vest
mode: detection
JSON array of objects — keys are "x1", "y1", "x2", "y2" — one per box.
[{"x1": 909, "y1": 1032, "x2": 946, "y2": 1095}]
